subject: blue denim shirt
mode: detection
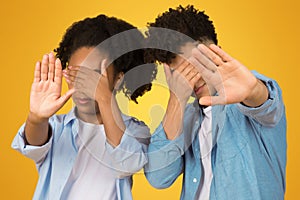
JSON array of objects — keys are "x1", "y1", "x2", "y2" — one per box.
[
  {"x1": 145, "y1": 71, "x2": 287, "y2": 200},
  {"x1": 12, "y1": 108, "x2": 150, "y2": 200}
]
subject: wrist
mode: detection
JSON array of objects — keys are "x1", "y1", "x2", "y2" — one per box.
[
  {"x1": 169, "y1": 92, "x2": 188, "y2": 107},
  {"x1": 95, "y1": 92, "x2": 114, "y2": 109},
  {"x1": 95, "y1": 89, "x2": 113, "y2": 104},
  {"x1": 168, "y1": 93, "x2": 187, "y2": 112},
  {"x1": 27, "y1": 112, "x2": 49, "y2": 125},
  {"x1": 243, "y1": 79, "x2": 268, "y2": 107}
]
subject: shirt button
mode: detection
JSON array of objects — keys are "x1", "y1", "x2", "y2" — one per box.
[{"x1": 193, "y1": 178, "x2": 197, "y2": 183}]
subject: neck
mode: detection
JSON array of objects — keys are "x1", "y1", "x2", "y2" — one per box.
[{"x1": 75, "y1": 108, "x2": 103, "y2": 124}]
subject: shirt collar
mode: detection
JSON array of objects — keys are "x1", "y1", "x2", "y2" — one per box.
[
  {"x1": 63, "y1": 107, "x2": 132, "y2": 126},
  {"x1": 64, "y1": 107, "x2": 77, "y2": 126},
  {"x1": 203, "y1": 106, "x2": 212, "y2": 117}
]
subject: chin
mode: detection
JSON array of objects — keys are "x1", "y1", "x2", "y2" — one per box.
[{"x1": 75, "y1": 103, "x2": 100, "y2": 115}]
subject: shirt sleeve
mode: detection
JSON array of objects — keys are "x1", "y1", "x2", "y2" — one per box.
[
  {"x1": 11, "y1": 123, "x2": 53, "y2": 166},
  {"x1": 237, "y1": 71, "x2": 285, "y2": 127},
  {"x1": 144, "y1": 123, "x2": 184, "y2": 189},
  {"x1": 102, "y1": 118, "x2": 151, "y2": 178}
]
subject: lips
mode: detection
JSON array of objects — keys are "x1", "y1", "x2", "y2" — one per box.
[
  {"x1": 194, "y1": 84, "x2": 205, "y2": 95},
  {"x1": 74, "y1": 96, "x2": 93, "y2": 105}
]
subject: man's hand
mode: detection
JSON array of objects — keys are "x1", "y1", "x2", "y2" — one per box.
[
  {"x1": 164, "y1": 60, "x2": 201, "y2": 105},
  {"x1": 190, "y1": 44, "x2": 268, "y2": 107},
  {"x1": 162, "y1": 61, "x2": 201, "y2": 140}
]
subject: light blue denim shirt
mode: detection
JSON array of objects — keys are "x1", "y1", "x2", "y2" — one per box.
[
  {"x1": 145, "y1": 71, "x2": 287, "y2": 200},
  {"x1": 12, "y1": 108, "x2": 150, "y2": 200}
]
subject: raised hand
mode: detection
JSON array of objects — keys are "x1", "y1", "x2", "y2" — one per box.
[
  {"x1": 164, "y1": 61, "x2": 201, "y2": 105},
  {"x1": 162, "y1": 61, "x2": 201, "y2": 140},
  {"x1": 190, "y1": 44, "x2": 268, "y2": 106},
  {"x1": 30, "y1": 52, "x2": 74, "y2": 120}
]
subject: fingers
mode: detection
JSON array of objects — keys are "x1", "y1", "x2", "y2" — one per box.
[
  {"x1": 192, "y1": 46, "x2": 218, "y2": 72},
  {"x1": 54, "y1": 58, "x2": 62, "y2": 85},
  {"x1": 33, "y1": 61, "x2": 41, "y2": 83},
  {"x1": 63, "y1": 66, "x2": 87, "y2": 86},
  {"x1": 189, "y1": 72, "x2": 201, "y2": 85},
  {"x1": 176, "y1": 60, "x2": 190, "y2": 74},
  {"x1": 168, "y1": 59, "x2": 201, "y2": 85},
  {"x1": 199, "y1": 95, "x2": 226, "y2": 106},
  {"x1": 188, "y1": 56, "x2": 213, "y2": 82},
  {"x1": 173, "y1": 61, "x2": 199, "y2": 81},
  {"x1": 41, "y1": 54, "x2": 49, "y2": 81},
  {"x1": 209, "y1": 44, "x2": 233, "y2": 63},
  {"x1": 57, "y1": 88, "x2": 75, "y2": 106},
  {"x1": 63, "y1": 66, "x2": 100, "y2": 93},
  {"x1": 48, "y1": 52, "x2": 55, "y2": 81},
  {"x1": 186, "y1": 66, "x2": 200, "y2": 80},
  {"x1": 197, "y1": 44, "x2": 223, "y2": 66},
  {"x1": 38, "y1": 52, "x2": 59, "y2": 82}
]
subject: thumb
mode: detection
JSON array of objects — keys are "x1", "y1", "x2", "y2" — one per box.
[
  {"x1": 57, "y1": 88, "x2": 75, "y2": 106},
  {"x1": 199, "y1": 95, "x2": 226, "y2": 106}
]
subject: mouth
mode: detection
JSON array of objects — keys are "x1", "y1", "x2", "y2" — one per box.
[
  {"x1": 194, "y1": 84, "x2": 205, "y2": 95},
  {"x1": 74, "y1": 96, "x2": 93, "y2": 105}
]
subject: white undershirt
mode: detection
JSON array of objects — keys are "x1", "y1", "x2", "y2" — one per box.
[
  {"x1": 197, "y1": 106, "x2": 213, "y2": 200},
  {"x1": 63, "y1": 120, "x2": 117, "y2": 200}
]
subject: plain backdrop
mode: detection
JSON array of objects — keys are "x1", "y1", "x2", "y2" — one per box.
[{"x1": 0, "y1": 0, "x2": 299, "y2": 199}]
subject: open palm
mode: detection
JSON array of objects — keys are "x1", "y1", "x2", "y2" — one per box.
[
  {"x1": 30, "y1": 53, "x2": 74, "y2": 119},
  {"x1": 190, "y1": 44, "x2": 257, "y2": 106}
]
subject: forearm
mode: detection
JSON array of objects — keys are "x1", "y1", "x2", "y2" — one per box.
[
  {"x1": 145, "y1": 124, "x2": 184, "y2": 188},
  {"x1": 145, "y1": 156, "x2": 183, "y2": 189},
  {"x1": 242, "y1": 79, "x2": 269, "y2": 108},
  {"x1": 24, "y1": 112, "x2": 50, "y2": 146},
  {"x1": 237, "y1": 73, "x2": 284, "y2": 126},
  {"x1": 97, "y1": 94, "x2": 125, "y2": 147},
  {"x1": 163, "y1": 94, "x2": 186, "y2": 140}
]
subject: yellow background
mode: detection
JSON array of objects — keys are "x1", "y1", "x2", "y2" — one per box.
[{"x1": 0, "y1": 0, "x2": 299, "y2": 199}]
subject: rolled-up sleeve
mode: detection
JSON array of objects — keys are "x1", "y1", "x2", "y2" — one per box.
[
  {"x1": 11, "y1": 123, "x2": 53, "y2": 166},
  {"x1": 237, "y1": 71, "x2": 285, "y2": 127}
]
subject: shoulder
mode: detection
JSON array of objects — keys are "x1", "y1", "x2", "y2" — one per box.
[
  {"x1": 121, "y1": 113, "x2": 150, "y2": 137},
  {"x1": 121, "y1": 113, "x2": 147, "y2": 127},
  {"x1": 184, "y1": 101, "x2": 201, "y2": 118}
]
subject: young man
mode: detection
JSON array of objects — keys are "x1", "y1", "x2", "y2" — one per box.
[
  {"x1": 12, "y1": 15, "x2": 156, "y2": 199},
  {"x1": 144, "y1": 5, "x2": 286, "y2": 200}
]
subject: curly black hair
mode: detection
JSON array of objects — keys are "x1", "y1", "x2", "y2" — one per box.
[
  {"x1": 145, "y1": 5, "x2": 218, "y2": 64},
  {"x1": 54, "y1": 14, "x2": 157, "y2": 103}
]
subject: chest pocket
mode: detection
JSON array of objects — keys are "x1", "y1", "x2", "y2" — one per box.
[{"x1": 215, "y1": 110, "x2": 248, "y2": 162}]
